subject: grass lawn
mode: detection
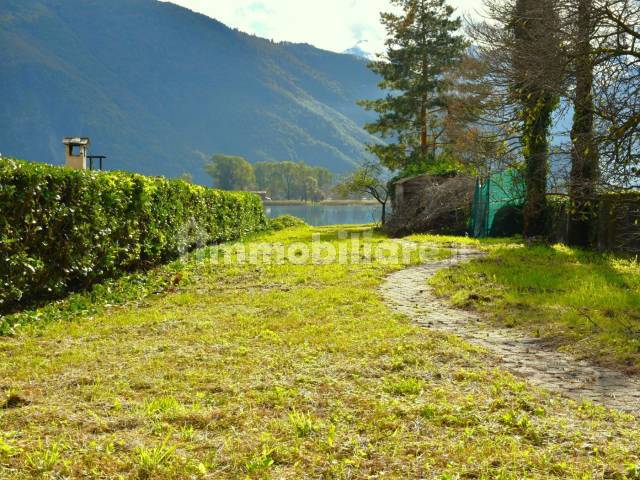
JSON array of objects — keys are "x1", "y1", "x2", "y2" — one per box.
[
  {"x1": 427, "y1": 239, "x2": 640, "y2": 372},
  {"x1": 0, "y1": 226, "x2": 639, "y2": 479}
]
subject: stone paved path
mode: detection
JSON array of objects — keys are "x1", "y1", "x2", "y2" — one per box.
[{"x1": 381, "y1": 247, "x2": 640, "y2": 414}]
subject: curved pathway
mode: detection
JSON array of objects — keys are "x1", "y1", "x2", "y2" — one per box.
[{"x1": 381, "y1": 247, "x2": 640, "y2": 414}]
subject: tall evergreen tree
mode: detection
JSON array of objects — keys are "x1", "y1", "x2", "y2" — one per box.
[{"x1": 360, "y1": 0, "x2": 468, "y2": 171}]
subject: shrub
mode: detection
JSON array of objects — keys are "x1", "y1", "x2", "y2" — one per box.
[
  {"x1": 268, "y1": 215, "x2": 307, "y2": 231},
  {"x1": 0, "y1": 158, "x2": 267, "y2": 313}
]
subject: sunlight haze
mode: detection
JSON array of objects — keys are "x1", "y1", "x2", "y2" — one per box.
[{"x1": 163, "y1": 0, "x2": 485, "y2": 54}]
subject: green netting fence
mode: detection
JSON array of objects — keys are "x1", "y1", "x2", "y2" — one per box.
[{"x1": 470, "y1": 168, "x2": 525, "y2": 238}]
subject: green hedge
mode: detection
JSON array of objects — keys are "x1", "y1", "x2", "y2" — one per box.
[{"x1": 0, "y1": 158, "x2": 267, "y2": 313}]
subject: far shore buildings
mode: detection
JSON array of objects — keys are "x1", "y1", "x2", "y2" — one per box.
[{"x1": 251, "y1": 191, "x2": 271, "y2": 201}]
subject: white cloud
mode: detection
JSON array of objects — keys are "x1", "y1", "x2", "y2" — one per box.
[{"x1": 162, "y1": 0, "x2": 485, "y2": 54}]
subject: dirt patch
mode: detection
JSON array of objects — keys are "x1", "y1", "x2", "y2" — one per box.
[
  {"x1": 2, "y1": 394, "x2": 31, "y2": 409},
  {"x1": 381, "y1": 247, "x2": 640, "y2": 415}
]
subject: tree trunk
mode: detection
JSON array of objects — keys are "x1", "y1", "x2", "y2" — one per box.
[
  {"x1": 381, "y1": 201, "x2": 386, "y2": 225},
  {"x1": 420, "y1": 96, "x2": 428, "y2": 152},
  {"x1": 420, "y1": 9, "x2": 429, "y2": 157},
  {"x1": 523, "y1": 95, "x2": 552, "y2": 238},
  {"x1": 568, "y1": 0, "x2": 598, "y2": 247},
  {"x1": 513, "y1": 0, "x2": 559, "y2": 238},
  {"x1": 285, "y1": 178, "x2": 292, "y2": 200}
]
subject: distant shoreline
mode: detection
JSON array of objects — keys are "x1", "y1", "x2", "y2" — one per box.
[{"x1": 264, "y1": 200, "x2": 379, "y2": 206}]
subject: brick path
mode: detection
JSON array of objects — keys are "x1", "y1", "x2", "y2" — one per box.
[{"x1": 380, "y1": 247, "x2": 640, "y2": 414}]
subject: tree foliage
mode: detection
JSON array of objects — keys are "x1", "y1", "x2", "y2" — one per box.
[
  {"x1": 470, "y1": 0, "x2": 565, "y2": 237},
  {"x1": 512, "y1": 0, "x2": 564, "y2": 236},
  {"x1": 334, "y1": 162, "x2": 391, "y2": 224},
  {"x1": 254, "y1": 161, "x2": 333, "y2": 201},
  {"x1": 205, "y1": 154, "x2": 257, "y2": 191},
  {"x1": 591, "y1": 0, "x2": 640, "y2": 188},
  {"x1": 205, "y1": 155, "x2": 334, "y2": 201},
  {"x1": 360, "y1": 0, "x2": 468, "y2": 172}
]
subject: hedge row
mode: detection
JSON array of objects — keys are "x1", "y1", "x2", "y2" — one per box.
[{"x1": 0, "y1": 158, "x2": 267, "y2": 313}]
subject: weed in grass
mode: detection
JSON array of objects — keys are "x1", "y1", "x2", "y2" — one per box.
[
  {"x1": 550, "y1": 462, "x2": 569, "y2": 476},
  {"x1": 245, "y1": 445, "x2": 275, "y2": 474},
  {"x1": 112, "y1": 398, "x2": 124, "y2": 412},
  {"x1": 142, "y1": 396, "x2": 182, "y2": 417},
  {"x1": 179, "y1": 424, "x2": 196, "y2": 441},
  {"x1": 196, "y1": 462, "x2": 208, "y2": 475},
  {"x1": 419, "y1": 403, "x2": 480, "y2": 428},
  {"x1": 390, "y1": 356, "x2": 407, "y2": 371},
  {"x1": 627, "y1": 463, "x2": 640, "y2": 479},
  {"x1": 326, "y1": 423, "x2": 337, "y2": 447},
  {"x1": 500, "y1": 410, "x2": 530, "y2": 430},
  {"x1": 500, "y1": 410, "x2": 541, "y2": 442},
  {"x1": 420, "y1": 403, "x2": 439, "y2": 420},
  {"x1": 25, "y1": 441, "x2": 63, "y2": 474},
  {"x1": 135, "y1": 434, "x2": 176, "y2": 477},
  {"x1": 259, "y1": 385, "x2": 298, "y2": 408},
  {"x1": 0, "y1": 437, "x2": 17, "y2": 460},
  {"x1": 385, "y1": 377, "x2": 424, "y2": 396},
  {"x1": 578, "y1": 400, "x2": 612, "y2": 420},
  {"x1": 288, "y1": 410, "x2": 320, "y2": 438},
  {"x1": 388, "y1": 352, "x2": 422, "y2": 372},
  {"x1": 452, "y1": 368, "x2": 485, "y2": 383}
]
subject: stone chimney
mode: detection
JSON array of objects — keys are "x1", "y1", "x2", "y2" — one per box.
[{"x1": 63, "y1": 137, "x2": 90, "y2": 170}]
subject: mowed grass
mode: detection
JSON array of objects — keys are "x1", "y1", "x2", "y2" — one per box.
[
  {"x1": 0, "y1": 226, "x2": 639, "y2": 479},
  {"x1": 429, "y1": 240, "x2": 640, "y2": 371}
]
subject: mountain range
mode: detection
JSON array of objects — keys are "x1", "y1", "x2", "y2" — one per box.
[
  {"x1": 343, "y1": 41, "x2": 377, "y2": 61},
  {"x1": 0, "y1": 0, "x2": 382, "y2": 183}
]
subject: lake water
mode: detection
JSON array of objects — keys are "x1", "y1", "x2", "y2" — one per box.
[{"x1": 265, "y1": 203, "x2": 383, "y2": 226}]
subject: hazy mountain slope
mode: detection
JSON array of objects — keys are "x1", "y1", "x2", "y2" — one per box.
[
  {"x1": 0, "y1": 0, "x2": 381, "y2": 182},
  {"x1": 343, "y1": 41, "x2": 377, "y2": 61}
]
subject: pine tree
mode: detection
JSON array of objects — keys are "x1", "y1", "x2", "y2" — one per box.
[{"x1": 360, "y1": 0, "x2": 468, "y2": 172}]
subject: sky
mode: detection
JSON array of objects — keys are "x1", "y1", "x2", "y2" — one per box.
[{"x1": 163, "y1": 0, "x2": 486, "y2": 54}]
